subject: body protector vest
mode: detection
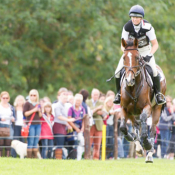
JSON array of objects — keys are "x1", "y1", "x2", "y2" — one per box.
[{"x1": 124, "y1": 20, "x2": 152, "y2": 48}]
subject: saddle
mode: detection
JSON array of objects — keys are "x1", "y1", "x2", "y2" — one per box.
[
  {"x1": 120, "y1": 65, "x2": 164, "y2": 87},
  {"x1": 120, "y1": 64, "x2": 165, "y2": 105}
]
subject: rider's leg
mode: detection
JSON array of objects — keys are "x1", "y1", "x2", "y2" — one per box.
[
  {"x1": 148, "y1": 56, "x2": 166, "y2": 105},
  {"x1": 113, "y1": 56, "x2": 123, "y2": 104}
]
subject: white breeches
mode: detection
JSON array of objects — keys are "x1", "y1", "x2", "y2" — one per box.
[{"x1": 115, "y1": 45, "x2": 158, "y2": 78}]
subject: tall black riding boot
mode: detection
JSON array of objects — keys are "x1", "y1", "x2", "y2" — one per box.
[
  {"x1": 153, "y1": 75, "x2": 166, "y2": 105},
  {"x1": 113, "y1": 77, "x2": 121, "y2": 104}
]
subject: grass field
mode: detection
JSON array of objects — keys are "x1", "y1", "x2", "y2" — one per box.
[{"x1": 0, "y1": 158, "x2": 174, "y2": 175}]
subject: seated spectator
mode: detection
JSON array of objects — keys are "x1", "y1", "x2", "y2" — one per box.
[
  {"x1": 40, "y1": 102, "x2": 54, "y2": 159},
  {"x1": 23, "y1": 89, "x2": 42, "y2": 158},
  {"x1": 0, "y1": 91, "x2": 15, "y2": 157},
  {"x1": 67, "y1": 94, "x2": 85, "y2": 155},
  {"x1": 11, "y1": 95, "x2": 26, "y2": 157},
  {"x1": 53, "y1": 89, "x2": 75, "y2": 159},
  {"x1": 158, "y1": 95, "x2": 174, "y2": 158}
]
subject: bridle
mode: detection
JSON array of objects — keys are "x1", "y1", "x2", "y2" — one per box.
[
  {"x1": 123, "y1": 48, "x2": 146, "y2": 112},
  {"x1": 123, "y1": 48, "x2": 144, "y2": 77}
]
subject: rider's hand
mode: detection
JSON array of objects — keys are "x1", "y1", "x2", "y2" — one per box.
[{"x1": 143, "y1": 54, "x2": 152, "y2": 62}]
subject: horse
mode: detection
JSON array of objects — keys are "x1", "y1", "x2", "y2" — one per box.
[{"x1": 119, "y1": 38, "x2": 166, "y2": 163}]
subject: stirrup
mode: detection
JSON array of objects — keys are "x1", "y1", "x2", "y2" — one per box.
[
  {"x1": 113, "y1": 93, "x2": 121, "y2": 104},
  {"x1": 155, "y1": 92, "x2": 166, "y2": 105}
]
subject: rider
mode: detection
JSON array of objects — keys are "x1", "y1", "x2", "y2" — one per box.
[{"x1": 113, "y1": 5, "x2": 166, "y2": 105}]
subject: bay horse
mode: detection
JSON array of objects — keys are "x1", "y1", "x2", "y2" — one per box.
[{"x1": 119, "y1": 38, "x2": 166, "y2": 163}]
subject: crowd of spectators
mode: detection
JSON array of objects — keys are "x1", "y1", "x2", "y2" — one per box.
[{"x1": 0, "y1": 89, "x2": 175, "y2": 160}]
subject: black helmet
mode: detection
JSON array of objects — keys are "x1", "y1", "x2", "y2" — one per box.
[{"x1": 129, "y1": 5, "x2": 144, "y2": 18}]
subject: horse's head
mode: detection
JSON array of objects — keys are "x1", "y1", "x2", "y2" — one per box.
[{"x1": 122, "y1": 38, "x2": 141, "y2": 86}]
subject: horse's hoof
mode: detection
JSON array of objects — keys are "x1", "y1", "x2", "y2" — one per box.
[
  {"x1": 135, "y1": 141, "x2": 144, "y2": 157},
  {"x1": 145, "y1": 156, "x2": 153, "y2": 163},
  {"x1": 136, "y1": 149, "x2": 144, "y2": 157}
]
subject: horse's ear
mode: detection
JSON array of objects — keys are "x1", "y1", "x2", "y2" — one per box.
[
  {"x1": 134, "y1": 38, "x2": 138, "y2": 47},
  {"x1": 121, "y1": 38, "x2": 127, "y2": 48}
]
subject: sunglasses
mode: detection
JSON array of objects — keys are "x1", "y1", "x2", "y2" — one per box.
[
  {"x1": 2, "y1": 97, "x2": 9, "y2": 100},
  {"x1": 30, "y1": 94, "x2": 36, "y2": 97}
]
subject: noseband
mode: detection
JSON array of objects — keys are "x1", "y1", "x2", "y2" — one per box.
[{"x1": 123, "y1": 48, "x2": 143, "y2": 77}]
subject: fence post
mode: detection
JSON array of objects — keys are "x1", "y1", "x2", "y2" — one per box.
[
  {"x1": 102, "y1": 124, "x2": 106, "y2": 161},
  {"x1": 114, "y1": 112, "x2": 118, "y2": 159},
  {"x1": 84, "y1": 114, "x2": 91, "y2": 159}
]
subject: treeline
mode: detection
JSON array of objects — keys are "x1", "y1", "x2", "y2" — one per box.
[{"x1": 0, "y1": 0, "x2": 175, "y2": 101}]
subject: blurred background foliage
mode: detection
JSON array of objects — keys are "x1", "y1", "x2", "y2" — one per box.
[{"x1": 0, "y1": 0, "x2": 174, "y2": 102}]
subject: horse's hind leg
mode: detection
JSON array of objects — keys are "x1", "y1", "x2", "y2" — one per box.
[{"x1": 145, "y1": 105, "x2": 162, "y2": 163}]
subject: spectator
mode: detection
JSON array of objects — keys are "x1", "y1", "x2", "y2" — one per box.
[
  {"x1": 158, "y1": 96, "x2": 174, "y2": 158},
  {"x1": 99, "y1": 93, "x2": 106, "y2": 103},
  {"x1": 0, "y1": 91, "x2": 15, "y2": 157},
  {"x1": 106, "y1": 90, "x2": 115, "y2": 98},
  {"x1": 79, "y1": 89, "x2": 89, "y2": 114},
  {"x1": 23, "y1": 89, "x2": 42, "y2": 158},
  {"x1": 11, "y1": 95, "x2": 26, "y2": 157},
  {"x1": 67, "y1": 94, "x2": 85, "y2": 155},
  {"x1": 53, "y1": 89, "x2": 75, "y2": 159},
  {"x1": 166, "y1": 101, "x2": 175, "y2": 160},
  {"x1": 52, "y1": 87, "x2": 68, "y2": 116},
  {"x1": 103, "y1": 96, "x2": 115, "y2": 158},
  {"x1": 86, "y1": 88, "x2": 103, "y2": 160},
  {"x1": 65, "y1": 94, "x2": 74, "y2": 115},
  {"x1": 40, "y1": 102, "x2": 54, "y2": 159},
  {"x1": 39, "y1": 98, "x2": 45, "y2": 113},
  {"x1": 43, "y1": 96, "x2": 51, "y2": 103}
]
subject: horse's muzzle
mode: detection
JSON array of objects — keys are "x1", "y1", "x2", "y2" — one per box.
[{"x1": 125, "y1": 77, "x2": 135, "y2": 86}]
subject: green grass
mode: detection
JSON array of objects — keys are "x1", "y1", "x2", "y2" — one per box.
[{"x1": 0, "y1": 158, "x2": 174, "y2": 175}]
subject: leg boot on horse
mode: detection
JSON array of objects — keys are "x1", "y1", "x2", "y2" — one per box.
[
  {"x1": 113, "y1": 77, "x2": 121, "y2": 104},
  {"x1": 145, "y1": 138, "x2": 154, "y2": 163},
  {"x1": 120, "y1": 118, "x2": 144, "y2": 156},
  {"x1": 153, "y1": 75, "x2": 166, "y2": 105},
  {"x1": 120, "y1": 118, "x2": 136, "y2": 142},
  {"x1": 140, "y1": 113, "x2": 152, "y2": 150}
]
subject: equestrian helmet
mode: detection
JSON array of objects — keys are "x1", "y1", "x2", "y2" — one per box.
[{"x1": 129, "y1": 5, "x2": 144, "y2": 18}]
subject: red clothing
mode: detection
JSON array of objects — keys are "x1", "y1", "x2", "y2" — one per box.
[
  {"x1": 90, "y1": 125, "x2": 102, "y2": 160},
  {"x1": 53, "y1": 123, "x2": 67, "y2": 135},
  {"x1": 103, "y1": 115, "x2": 109, "y2": 125},
  {"x1": 40, "y1": 114, "x2": 54, "y2": 140}
]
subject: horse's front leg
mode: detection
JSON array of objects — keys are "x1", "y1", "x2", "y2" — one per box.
[
  {"x1": 140, "y1": 105, "x2": 152, "y2": 150},
  {"x1": 120, "y1": 109, "x2": 136, "y2": 142}
]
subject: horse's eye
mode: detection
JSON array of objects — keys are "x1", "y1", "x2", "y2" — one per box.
[{"x1": 123, "y1": 56, "x2": 125, "y2": 61}]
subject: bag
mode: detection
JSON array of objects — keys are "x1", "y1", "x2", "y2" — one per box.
[
  {"x1": 21, "y1": 111, "x2": 36, "y2": 138},
  {"x1": 21, "y1": 125, "x2": 30, "y2": 138},
  {"x1": 0, "y1": 127, "x2": 10, "y2": 137}
]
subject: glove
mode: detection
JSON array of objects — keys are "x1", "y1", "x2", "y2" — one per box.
[{"x1": 143, "y1": 54, "x2": 153, "y2": 62}]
